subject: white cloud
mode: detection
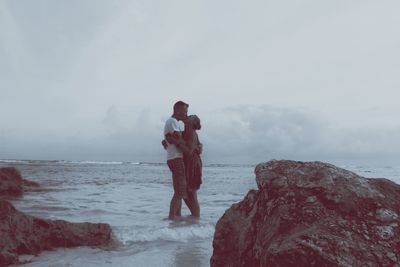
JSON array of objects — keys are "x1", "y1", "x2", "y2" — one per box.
[
  {"x1": 1, "y1": 0, "x2": 400, "y2": 164},
  {"x1": 3, "y1": 104, "x2": 399, "y2": 165}
]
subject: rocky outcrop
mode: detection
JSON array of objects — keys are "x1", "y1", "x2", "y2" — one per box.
[
  {"x1": 0, "y1": 167, "x2": 112, "y2": 266},
  {"x1": 0, "y1": 200, "x2": 112, "y2": 266},
  {"x1": 0, "y1": 167, "x2": 39, "y2": 197},
  {"x1": 211, "y1": 160, "x2": 400, "y2": 267}
]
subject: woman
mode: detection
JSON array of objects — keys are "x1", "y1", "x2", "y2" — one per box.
[{"x1": 182, "y1": 115, "x2": 202, "y2": 217}]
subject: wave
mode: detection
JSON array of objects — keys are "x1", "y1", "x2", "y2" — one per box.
[
  {"x1": 114, "y1": 222, "x2": 215, "y2": 245},
  {"x1": 63, "y1": 160, "x2": 126, "y2": 165},
  {"x1": 0, "y1": 159, "x2": 52, "y2": 165},
  {"x1": 0, "y1": 159, "x2": 144, "y2": 165},
  {"x1": 60, "y1": 160, "x2": 147, "y2": 165},
  {"x1": 0, "y1": 159, "x2": 27, "y2": 163},
  {"x1": 205, "y1": 163, "x2": 255, "y2": 168}
]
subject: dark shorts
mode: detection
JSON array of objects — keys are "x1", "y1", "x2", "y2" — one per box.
[{"x1": 167, "y1": 158, "x2": 188, "y2": 199}]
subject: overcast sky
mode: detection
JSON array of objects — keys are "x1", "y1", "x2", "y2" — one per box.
[{"x1": 1, "y1": 0, "x2": 399, "y2": 164}]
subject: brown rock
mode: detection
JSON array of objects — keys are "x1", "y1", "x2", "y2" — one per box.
[
  {"x1": 0, "y1": 200, "x2": 112, "y2": 266},
  {"x1": 0, "y1": 167, "x2": 39, "y2": 197},
  {"x1": 211, "y1": 160, "x2": 400, "y2": 267}
]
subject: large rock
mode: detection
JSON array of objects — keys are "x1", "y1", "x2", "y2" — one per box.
[
  {"x1": 211, "y1": 160, "x2": 400, "y2": 267},
  {"x1": 0, "y1": 200, "x2": 112, "y2": 266},
  {"x1": 0, "y1": 167, "x2": 39, "y2": 197}
]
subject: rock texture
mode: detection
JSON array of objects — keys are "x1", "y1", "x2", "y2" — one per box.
[
  {"x1": 211, "y1": 160, "x2": 400, "y2": 267},
  {"x1": 0, "y1": 167, "x2": 39, "y2": 197},
  {"x1": 0, "y1": 201, "x2": 112, "y2": 266},
  {"x1": 0, "y1": 167, "x2": 112, "y2": 266}
]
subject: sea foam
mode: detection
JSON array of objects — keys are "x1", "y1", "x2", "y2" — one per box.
[{"x1": 114, "y1": 223, "x2": 215, "y2": 245}]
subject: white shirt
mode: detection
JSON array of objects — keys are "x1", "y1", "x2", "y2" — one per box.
[{"x1": 164, "y1": 117, "x2": 184, "y2": 160}]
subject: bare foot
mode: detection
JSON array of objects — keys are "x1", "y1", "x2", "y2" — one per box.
[
  {"x1": 187, "y1": 215, "x2": 200, "y2": 222},
  {"x1": 168, "y1": 215, "x2": 182, "y2": 221}
]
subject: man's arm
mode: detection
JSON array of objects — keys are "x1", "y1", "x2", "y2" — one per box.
[
  {"x1": 161, "y1": 139, "x2": 168, "y2": 149},
  {"x1": 166, "y1": 131, "x2": 192, "y2": 155}
]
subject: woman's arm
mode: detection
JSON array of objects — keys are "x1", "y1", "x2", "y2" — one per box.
[{"x1": 166, "y1": 132, "x2": 192, "y2": 155}]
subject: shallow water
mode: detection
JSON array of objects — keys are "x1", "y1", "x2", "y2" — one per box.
[{"x1": 1, "y1": 159, "x2": 399, "y2": 267}]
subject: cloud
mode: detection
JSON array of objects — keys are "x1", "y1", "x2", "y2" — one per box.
[
  {"x1": 0, "y1": 1, "x2": 25, "y2": 75},
  {"x1": 1, "y1": 104, "x2": 400, "y2": 164},
  {"x1": 1, "y1": 1, "x2": 400, "y2": 164},
  {"x1": 198, "y1": 105, "x2": 400, "y2": 164},
  {"x1": 200, "y1": 105, "x2": 324, "y2": 163}
]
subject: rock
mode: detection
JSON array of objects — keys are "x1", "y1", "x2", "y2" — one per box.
[
  {"x1": 0, "y1": 167, "x2": 112, "y2": 266},
  {"x1": 211, "y1": 160, "x2": 400, "y2": 267},
  {"x1": 0, "y1": 167, "x2": 39, "y2": 197},
  {"x1": 0, "y1": 200, "x2": 112, "y2": 266}
]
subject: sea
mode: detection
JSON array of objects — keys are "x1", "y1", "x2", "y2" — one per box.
[{"x1": 1, "y1": 159, "x2": 399, "y2": 267}]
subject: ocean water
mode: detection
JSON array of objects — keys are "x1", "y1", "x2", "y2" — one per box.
[{"x1": 1, "y1": 159, "x2": 399, "y2": 267}]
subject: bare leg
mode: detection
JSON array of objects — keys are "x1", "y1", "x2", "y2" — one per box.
[
  {"x1": 169, "y1": 194, "x2": 182, "y2": 220},
  {"x1": 183, "y1": 197, "x2": 193, "y2": 215},
  {"x1": 186, "y1": 190, "x2": 200, "y2": 217},
  {"x1": 176, "y1": 199, "x2": 182, "y2": 216}
]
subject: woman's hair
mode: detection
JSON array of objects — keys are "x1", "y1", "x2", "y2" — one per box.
[{"x1": 188, "y1": 115, "x2": 201, "y2": 130}]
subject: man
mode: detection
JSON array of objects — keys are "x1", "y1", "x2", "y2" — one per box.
[{"x1": 163, "y1": 101, "x2": 189, "y2": 220}]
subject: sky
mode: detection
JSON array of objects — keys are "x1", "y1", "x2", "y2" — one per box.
[{"x1": 1, "y1": 0, "x2": 399, "y2": 165}]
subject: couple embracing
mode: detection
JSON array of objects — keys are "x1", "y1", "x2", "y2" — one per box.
[{"x1": 162, "y1": 101, "x2": 203, "y2": 221}]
